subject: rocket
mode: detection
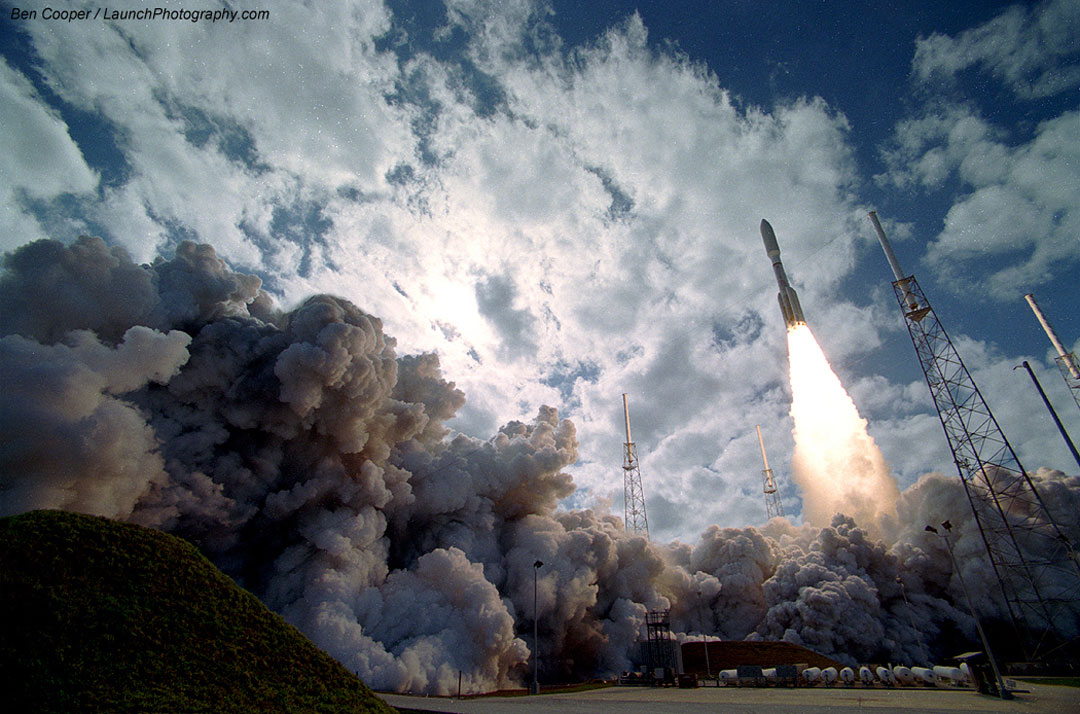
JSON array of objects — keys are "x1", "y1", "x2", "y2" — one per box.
[{"x1": 760, "y1": 219, "x2": 806, "y2": 328}]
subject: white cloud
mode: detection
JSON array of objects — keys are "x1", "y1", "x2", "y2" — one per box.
[
  {"x1": 882, "y1": 0, "x2": 1080, "y2": 301},
  {"x1": 16, "y1": 0, "x2": 1053, "y2": 544},
  {"x1": 0, "y1": 59, "x2": 98, "y2": 252},
  {"x1": 912, "y1": 0, "x2": 1080, "y2": 100}
]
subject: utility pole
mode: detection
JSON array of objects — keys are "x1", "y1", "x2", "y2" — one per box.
[
  {"x1": 532, "y1": 560, "x2": 543, "y2": 695},
  {"x1": 927, "y1": 522, "x2": 1011, "y2": 700}
]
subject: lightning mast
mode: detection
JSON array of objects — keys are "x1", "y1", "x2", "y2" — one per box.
[
  {"x1": 756, "y1": 425, "x2": 785, "y2": 519},
  {"x1": 869, "y1": 211, "x2": 1080, "y2": 659},
  {"x1": 1024, "y1": 293, "x2": 1080, "y2": 412},
  {"x1": 622, "y1": 393, "x2": 649, "y2": 538}
]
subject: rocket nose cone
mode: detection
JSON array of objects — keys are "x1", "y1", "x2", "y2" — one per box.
[{"x1": 760, "y1": 219, "x2": 779, "y2": 253}]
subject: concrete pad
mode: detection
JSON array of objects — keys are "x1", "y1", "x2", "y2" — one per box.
[{"x1": 381, "y1": 682, "x2": 1077, "y2": 714}]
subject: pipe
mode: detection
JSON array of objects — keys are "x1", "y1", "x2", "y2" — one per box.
[
  {"x1": 1025, "y1": 294, "x2": 1080, "y2": 380},
  {"x1": 868, "y1": 211, "x2": 919, "y2": 311},
  {"x1": 756, "y1": 424, "x2": 770, "y2": 472},
  {"x1": 1015, "y1": 361, "x2": 1080, "y2": 470}
]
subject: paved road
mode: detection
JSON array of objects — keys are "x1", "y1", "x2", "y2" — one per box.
[{"x1": 381, "y1": 682, "x2": 1076, "y2": 714}]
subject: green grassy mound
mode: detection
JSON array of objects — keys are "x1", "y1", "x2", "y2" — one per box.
[{"x1": 0, "y1": 509, "x2": 396, "y2": 714}]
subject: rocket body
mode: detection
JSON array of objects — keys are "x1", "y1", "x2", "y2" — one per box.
[{"x1": 760, "y1": 219, "x2": 806, "y2": 328}]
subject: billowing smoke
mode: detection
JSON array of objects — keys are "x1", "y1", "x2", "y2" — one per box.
[{"x1": 2, "y1": 237, "x2": 1079, "y2": 693}]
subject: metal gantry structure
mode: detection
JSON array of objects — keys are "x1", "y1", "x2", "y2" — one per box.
[
  {"x1": 756, "y1": 425, "x2": 785, "y2": 519},
  {"x1": 622, "y1": 393, "x2": 650, "y2": 538},
  {"x1": 870, "y1": 211, "x2": 1080, "y2": 659},
  {"x1": 891, "y1": 275, "x2": 1080, "y2": 658},
  {"x1": 644, "y1": 609, "x2": 676, "y2": 680}
]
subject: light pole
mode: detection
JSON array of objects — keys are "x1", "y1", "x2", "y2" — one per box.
[
  {"x1": 925, "y1": 522, "x2": 1011, "y2": 700},
  {"x1": 895, "y1": 575, "x2": 928, "y2": 663},
  {"x1": 532, "y1": 560, "x2": 542, "y2": 695},
  {"x1": 697, "y1": 590, "x2": 712, "y2": 679}
]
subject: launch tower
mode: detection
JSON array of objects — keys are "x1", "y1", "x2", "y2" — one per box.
[
  {"x1": 1024, "y1": 293, "x2": 1080, "y2": 412},
  {"x1": 869, "y1": 212, "x2": 1080, "y2": 659},
  {"x1": 756, "y1": 425, "x2": 785, "y2": 519},
  {"x1": 622, "y1": 393, "x2": 650, "y2": 538}
]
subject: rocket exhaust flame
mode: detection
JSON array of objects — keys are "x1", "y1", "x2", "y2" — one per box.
[{"x1": 786, "y1": 324, "x2": 900, "y2": 533}]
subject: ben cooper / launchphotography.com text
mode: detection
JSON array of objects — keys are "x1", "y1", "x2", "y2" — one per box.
[{"x1": 9, "y1": 7, "x2": 270, "y2": 23}]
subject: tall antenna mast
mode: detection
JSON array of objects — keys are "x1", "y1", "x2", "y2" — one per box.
[
  {"x1": 869, "y1": 211, "x2": 1080, "y2": 659},
  {"x1": 1024, "y1": 293, "x2": 1080, "y2": 411},
  {"x1": 622, "y1": 393, "x2": 649, "y2": 538},
  {"x1": 756, "y1": 425, "x2": 784, "y2": 519}
]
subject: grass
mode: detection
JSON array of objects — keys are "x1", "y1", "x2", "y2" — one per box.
[{"x1": 0, "y1": 509, "x2": 397, "y2": 714}]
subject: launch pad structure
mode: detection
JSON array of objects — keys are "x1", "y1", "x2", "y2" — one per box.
[
  {"x1": 756, "y1": 425, "x2": 785, "y2": 519},
  {"x1": 870, "y1": 212, "x2": 1080, "y2": 661},
  {"x1": 622, "y1": 394, "x2": 650, "y2": 539},
  {"x1": 643, "y1": 609, "x2": 677, "y2": 683}
]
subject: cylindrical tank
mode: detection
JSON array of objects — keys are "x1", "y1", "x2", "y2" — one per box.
[
  {"x1": 763, "y1": 667, "x2": 777, "y2": 679},
  {"x1": 959, "y1": 662, "x2": 971, "y2": 680},
  {"x1": 719, "y1": 669, "x2": 738, "y2": 685},
  {"x1": 876, "y1": 666, "x2": 896, "y2": 685},
  {"x1": 840, "y1": 667, "x2": 855, "y2": 684},
  {"x1": 859, "y1": 666, "x2": 874, "y2": 685},
  {"x1": 893, "y1": 666, "x2": 915, "y2": 684},
  {"x1": 821, "y1": 667, "x2": 838, "y2": 684},
  {"x1": 933, "y1": 665, "x2": 965, "y2": 684},
  {"x1": 802, "y1": 667, "x2": 821, "y2": 684},
  {"x1": 912, "y1": 666, "x2": 936, "y2": 684}
]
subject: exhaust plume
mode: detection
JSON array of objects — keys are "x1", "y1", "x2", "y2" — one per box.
[{"x1": 787, "y1": 324, "x2": 900, "y2": 534}]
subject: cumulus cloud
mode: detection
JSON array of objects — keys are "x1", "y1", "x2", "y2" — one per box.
[
  {"x1": 0, "y1": 0, "x2": 888, "y2": 545},
  {"x1": 0, "y1": 58, "x2": 97, "y2": 251},
  {"x1": 912, "y1": 0, "x2": 1080, "y2": 100},
  {"x1": 880, "y1": 0, "x2": 1080, "y2": 301}
]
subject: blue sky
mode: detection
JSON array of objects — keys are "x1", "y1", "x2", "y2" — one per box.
[{"x1": 2, "y1": 0, "x2": 1078, "y2": 542}]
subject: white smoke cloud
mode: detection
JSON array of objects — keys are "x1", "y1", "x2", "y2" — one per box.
[
  {"x1": 3, "y1": 237, "x2": 1078, "y2": 693},
  {"x1": 0, "y1": 324, "x2": 190, "y2": 517}
]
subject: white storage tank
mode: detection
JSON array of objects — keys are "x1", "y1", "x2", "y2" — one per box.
[
  {"x1": 893, "y1": 665, "x2": 915, "y2": 684},
  {"x1": 911, "y1": 666, "x2": 936, "y2": 684},
  {"x1": 876, "y1": 666, "x2": 895, "y2": 685},
  {"x1": 859, "y1": 666, "x2": 874, "y2": 685},
  {"x1": 933, "y1": 665, "x2": 966, "y2": 684}
]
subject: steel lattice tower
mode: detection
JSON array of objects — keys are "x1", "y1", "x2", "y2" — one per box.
[
  {"x1": 622, "y1": 393, "x2": 649, "y2": 538},
  {"x1": 892, "y1": 276, "x2": 1080, "y2": 656},
  {"x1": 756, "y1": 425, "x2": 785, "y2": 519},
  {"x1": 870, "y1": 212, "x2": 1080, "y2": 659},
  {"x1": 1055, "y1": 356, "x2": 1080, "y2": 412}
]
